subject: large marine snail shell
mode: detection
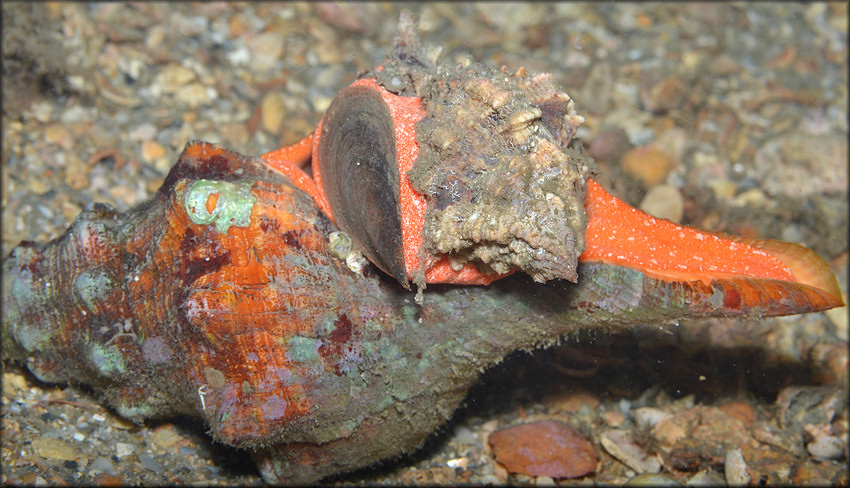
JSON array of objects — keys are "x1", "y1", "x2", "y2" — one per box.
[
  {"x1": 3, "y1": 14, "x2": 844, "y2": 486},
  {"x1": 311, "y1": 37, "x2": 595, "y2": 289}
]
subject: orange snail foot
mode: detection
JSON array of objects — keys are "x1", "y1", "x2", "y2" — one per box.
[
  {"x1": 261, "y1": 135, "x2": 323, "y2": 210},
  {"x1": 580, "y1": 179, "x2": 843, "y2": 311}
]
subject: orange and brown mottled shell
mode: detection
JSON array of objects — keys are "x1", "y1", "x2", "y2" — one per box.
[{"x1": 2, "y1": 142, "x2": 399, "y2": 447}]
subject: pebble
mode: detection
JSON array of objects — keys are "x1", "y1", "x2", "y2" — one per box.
[
  {"x1": 633, "y1": 407, "x2": 669, "y2": 430},
  {"x1": 31, "y1": 437, "x2": 78, "y2": 461},
  {"x1": 804, "y1": 423, "x2": 845, "y2": 461},
  {"x1": 247, "y1": 32, "x2": 285, "y2": 72},
  {"x1": 140, "y1": 140, "x2": 166, "y2": 165},
  {"x1": 753, "y1": 132, "x2": 848, "y2": 198},
  {"x1": 109, "y1": 184, "x2": 145, "y2": 208},
  {"x1": 687, "y1": 469, "x2": 726, "y2": 486},
  {"x1": 622, "y1": 145, "x2": 676, "y2": 187},
  {"x1": 707, "y1": 179, "x2": 737, "y2": 201},
  {"x1": 311, "y1": 95, "x2": 333, "y2": 115},
  {"x1": 639, "y1": 73, "x2": 686, "y2": 114},
  {"x1": 718, "y1": 402, "x2": 755, "y2": 427},
  {"x1": 44, "y1": 124, "x2": 75, "y2": 150},
  {"x1": 776, "y1": 387, "x2": 846, "y2": 430},
  {"x1": 478, "y1": 473, "x2": 507, "y2": 485},
  {"x1": 789, "y1": 460, "x2": 848, "y2": 486},
  {"x1": 261, "y1": 92, "x2": 287, "y2": 135},
  {"x1": 3, "y1": 372, "x2": 29, "y2": 394},
  {"x1": 452, "y1": 426, "x2": 479, "y2": 446},
  {"x1": 114, "y1": 442, "x2": 134, "y2": 458},
  {"x1": 541, "y1": 386, "x2": 600, "y2": 413},
  {"x1": 32, "y1": 101, "x2": 54, "y2": 123},
  {"x1": 724, "y1": 448, "x2": 751, "y2": 485},
  {"x1": 654, "y1": 127, "x2": 689, "y2": 165},
  {"x1": 730, "y1": 187, "x2": 767, "y2": 209},
  {"x1": 220, "y1": 121, "x2": 251, "y2": 148},
  {"x1": 602, "y1": 410, "x2": 626, "y2": 427},
  {"x1": 398, "y1": 466, "x2": 457, "y2": 485},
  {"x1": 488, "y1": 420, "x2": 597, "y2": 479},
  {"x1": 151, "y1": 424, "x2": 183, "y2": 448},
  {"x1": 178, "y1": 446, "x2": 197, "y2": 456},
  {"x1": 89, "y1": 456, "x2": 116, "y2": 475},
  {"x1": 145, "y1": 24, "x2": 167, "y2": 50},
  {"x1": 652, "y1": 414, "x2": 687, "y2": 449},
  {"x1": 315, "y1": 3, "x2": 369, "y2": 33},
  {"x1": 174, "y1": 83, "x2": 215, "y2": 109},
  {"x1": 93, "y1": 472, "x2": 124, "y2": 486},
  {"x1": 127, "y1": 123, "x2": 158, "y2": 141},
  {"x1": 535, "y1": 475, "x2": 556, "y2": 485},
  {"x1": 625, "y1": 473, "x2": 682, "y2": 486},
  {"x1": 446, "y1": 457, "x2": 468, "y2": 470},
  {"x1": 154, "y1": 64, "x2": 197, "y2": 94},
  {"x1": 587, "y1": 126, "x2": 632, "y2": 167},
  {"x1": 639, "y1": 184, "x2": 684, "y2": 222},
  {"x1": 600, "y1": 428, "x2": 662, "y2": 474},
  {"x1": 138, "y1": 453, "x2": 164, "y2": 473}
]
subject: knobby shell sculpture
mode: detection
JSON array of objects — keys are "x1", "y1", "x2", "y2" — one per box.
[{"x1": 2, "y1": 15, "x2": 843, "y2": 485}]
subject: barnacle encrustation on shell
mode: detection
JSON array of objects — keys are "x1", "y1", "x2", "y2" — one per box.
[{"x1": 371, "y1": 17, "x2": 595, "y2": 286}]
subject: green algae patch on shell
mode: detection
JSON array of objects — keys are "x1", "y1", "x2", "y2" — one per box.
[
  {"x1": 90, "y1": 342, "x2": 128, "y2": 375},
  {"x1": 115, "y1": 401, "x2": 155, "y2": 420},
  {"x1": 184, "y1": 179, "x2": 257, "y2": 234},
  {"x1": 286, "y1": 335, "x2": 323, "y2": 364},
  {"x1": 372, "y1": 22, "x2": 595, "y2": 284},
  {"x1": 73, "y1": 269, "x2": 120, "y2": 312}
]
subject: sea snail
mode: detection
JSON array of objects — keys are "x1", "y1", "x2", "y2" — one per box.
[
  {"x1": 260, "y1": 21, "x2": 596, "y2": 292},
  {"x1": 312, "y1": 52, "x2": 595, "y2": 290},
  {"x1": 263, "y1": 23, "x2": 842, "y2": 305},
  {"x1": 2, "y1": 15, "x2": 844, "y2": 486}
]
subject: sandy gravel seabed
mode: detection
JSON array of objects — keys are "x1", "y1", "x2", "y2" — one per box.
[{"x1": 2, "y1": 3, "x2": 847, "y2": 486}]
